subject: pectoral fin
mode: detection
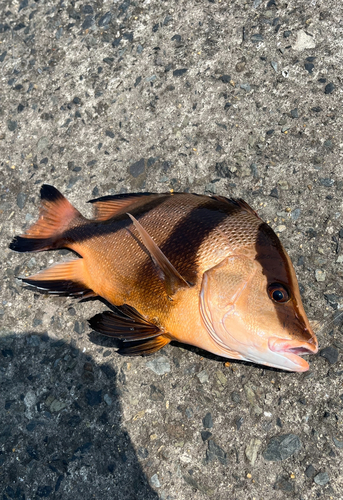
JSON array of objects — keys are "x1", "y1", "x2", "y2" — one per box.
[{"x1": 127, "y1": 213, "x2": 190, "y2": 297}]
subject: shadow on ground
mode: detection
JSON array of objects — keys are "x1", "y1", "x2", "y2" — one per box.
[{"x1": 0, "y1": 331, "x2": 159, "y2": 500}]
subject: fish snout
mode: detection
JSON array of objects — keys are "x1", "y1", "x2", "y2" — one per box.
[{"x1": 268, "y1": 337, "x2": 318, "y2": 356}]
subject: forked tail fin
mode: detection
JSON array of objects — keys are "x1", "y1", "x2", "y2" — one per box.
[{"x1": 9, "y1": 185, "x2": 84, "y2": 252}]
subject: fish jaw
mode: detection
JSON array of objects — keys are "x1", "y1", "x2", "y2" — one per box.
[{"x1": 267, "y1": 337, "x2": 318, "y2": 372}]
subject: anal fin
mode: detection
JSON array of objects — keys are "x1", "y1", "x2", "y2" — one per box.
[
  {"x1": 21, "y1": 259, "x2": 93, "y2": 297},
  {"x1": 117, "y1": 336, "x2": 170, "y2": 356}
]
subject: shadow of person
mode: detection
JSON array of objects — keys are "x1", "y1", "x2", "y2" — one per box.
[{"x1": 0, "y1": 331, "x2": 159, "y2": 500}]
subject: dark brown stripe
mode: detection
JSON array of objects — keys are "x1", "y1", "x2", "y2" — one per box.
[
  {"x1": 255, "y1": 222, "x2": 311, "y2": 341},
  {"x1": 60, "y1": 194, "x2": 173, "y2": 246},
  {"x1": 146, "y1": 196, "x2": 242, "y2": 285}
]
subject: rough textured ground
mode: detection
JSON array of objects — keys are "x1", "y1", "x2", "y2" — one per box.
[{"x1": 1, "y1": 0, "x2": 343, "y2": 498}]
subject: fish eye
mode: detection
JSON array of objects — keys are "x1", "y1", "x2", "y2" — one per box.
[{"x1": 268, "y1": 283, "x2": 290, "y2": 303}]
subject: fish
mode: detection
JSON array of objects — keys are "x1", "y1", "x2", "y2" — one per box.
[{"x1": 9, "y1": 184, "x2": 318, "y2": 372}]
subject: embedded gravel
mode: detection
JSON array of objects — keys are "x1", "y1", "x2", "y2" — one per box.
[{"x1": 1, "y1": 0, "x2": 343, "y2": 499}]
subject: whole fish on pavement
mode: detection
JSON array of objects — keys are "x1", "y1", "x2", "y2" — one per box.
[{"x1": 9, "y1": 185, "x2": 318, "y2": 372}]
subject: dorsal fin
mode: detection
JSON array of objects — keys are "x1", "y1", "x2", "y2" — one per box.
[
  {"x1": 127, "y1": 213, "x2": 190, "y2": 297},
  {"x1": 213, "y1": 196, "x2": 261, "y2": 219},
  {"x1": 88, "y1": 193, "x2": 166, "y2": 221}
]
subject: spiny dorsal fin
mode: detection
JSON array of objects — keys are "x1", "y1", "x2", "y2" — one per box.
[
  {"x1": 127, "y1": 213, "x2": 190, "y2": 297},
  {"x1": 213, "y1": 195, "x2": 260, "y2": 220},
  {"x1": 88, "y1": 193, "x2": 165, "y2": 221}
]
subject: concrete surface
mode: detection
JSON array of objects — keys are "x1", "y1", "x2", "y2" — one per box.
[{"x1": 1, "y1": 0, "x2": 343, "y2": 498}]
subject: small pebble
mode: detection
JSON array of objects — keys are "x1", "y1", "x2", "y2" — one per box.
[
  {"x1": 203, "y1": 412, "x2": 213, "y2": 429},
  {"x1": 50, "y1": 400, "x2": 67, "y2": 412},
  {"x1": 271, "y1": 61, "x2": 278, "y2": 72},
  {"x1": 240, "y1": 83, "x2": 251, "y2": 92},
  {"x1": 201, "y1": 430, "x2": 212, "y2": 441},
  {"x1": 251, "y1": 34, "x2": 263, "y2": 43},
  {"x1": 235, "y1": 416, "x2": 244, "y2": 430},
  {"x1": 220, "y1": 74, "x2": 231, "y2": 83},
  {"x1": 16, "y1": 192, "x2": 27, "y2": 209},
  {"x1": 314, "y1": 472, "x2": 330, "y2": 486},
  {"x1": 185, "y1": 407, "x2": 193, "y2": 418},
  {"x1": 274, "y1": 477, "x2": 294, "y2": 492},
  {"x1": 324, "y1": 83, "x2": 335, "y2": 94},
  {"x1": 206, "y1": 439, "x2": 227, "y2": 465},
  {"x1": 304, "y1": 63, "x2": 314, "y2": 74},
  {"x1": 320, "y1": 346, "x2": 339, "y2": 364},
  {"x1": 332, "y1": 436, "x2": 343, "y2": 449},
  {"x1": 98, "y1": 12, "x2": 111, "y2": 27},
  {"x1": 270, "y1": 187, "x2": 279, "y2": 198},
  {"x1": 235, "y1": 60, "x2": 246, "y2": 72},
  {"x1": 129, "y1": 158, "x2": 145, "y2": 178},
  {"x1": 173, "y1": 69, "x2": 188, "y2": 77},
  {"x1": 146, "y1": 356, "x2": 170, "y2": 375},
  {"x1": 291, "y1": 208, "x2": 301, "y2": 221},
  {"x1": 293, "y1": 30, "x2": 315, "y2": 51},
  {"x1": 305, "y1": 464, "x2": 316, "y2": 478},
  {"x1": 315, "y1": 269, "x2": 326, "y2": 282},
  {"x1": 104, "y1": 394, "x2": 112, "y2": 406},
  {"x1": 231, "y1": 391, "x2": 241, "y2": 403},
  {"x1": 319, "y1": 178, "x2": 334, "y2": 187},
  {"x1": 263, "y1": 434, "x2": 302, "y2": 461},
  {"x1": 197, "y1": 370, "x2": 209, "y2": 384},
  {"x1": 245, "y1": 438, "x2": 262, "y2": 466},
  {"x1": 8, "y1": 120, "x2": 17, "y2": 131},
  {"x1": 150, "y1": 474, "x2": 161, "y2": 488}
]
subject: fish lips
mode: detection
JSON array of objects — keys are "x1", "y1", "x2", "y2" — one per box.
[{"x1": 268, "y1": 337, "x2": 318, "y2": 372}]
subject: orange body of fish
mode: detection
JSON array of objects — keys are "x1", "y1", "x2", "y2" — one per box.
[{"x1": 10, "y1": 185, "x2": 318, "y2": 372}]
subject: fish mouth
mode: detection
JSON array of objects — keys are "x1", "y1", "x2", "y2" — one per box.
[{"x1": 268, "y1": 337, "x2": 318, "y2": 372}]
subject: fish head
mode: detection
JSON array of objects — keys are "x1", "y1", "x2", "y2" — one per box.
[{"x1": 200, "y1": 222, "x2": 318, "y2": 372}]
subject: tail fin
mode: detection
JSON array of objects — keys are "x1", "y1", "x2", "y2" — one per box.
[{"x1": 9, "y1": 185, "x2": 84, "y2": 253}]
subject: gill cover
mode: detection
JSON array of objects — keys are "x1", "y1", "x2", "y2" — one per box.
[{"x1": 200, "y1": 255, "x2": 257, "y2": 361}]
